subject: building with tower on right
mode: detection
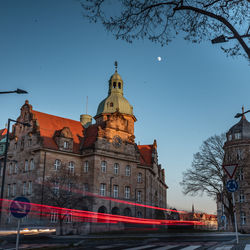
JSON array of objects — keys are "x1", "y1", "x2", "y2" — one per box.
[{"x1": 219, "y1": 107, "x2": 250, "y2": 233}]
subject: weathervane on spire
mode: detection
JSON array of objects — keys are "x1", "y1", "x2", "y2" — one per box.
[{"x1": 114, "y1": 61, "x2": 118, "y2": 72}]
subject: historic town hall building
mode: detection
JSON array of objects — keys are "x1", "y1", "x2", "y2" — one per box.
[{"x1": 0, "y1": 65, "x2": 168, "y2": 231}]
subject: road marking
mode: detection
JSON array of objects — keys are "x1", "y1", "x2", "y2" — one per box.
[
  {"x1": 181, "y1": 246, "x2": 201, "y2": 250},
  {"x1": 214, "y1": 246, "x2": 233, "y2": 250},
  {"x1": 245, "y1": 245, "x2": 250, "y2": 250},
  {"x1": 123, "y1": 245, "x2": 156, "y2": 250},
  {"x1": 152, "y1": 246, "x2": 178, "y2": 250}
]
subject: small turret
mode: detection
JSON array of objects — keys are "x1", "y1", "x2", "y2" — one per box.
[{"x1": 80, "y1": 114, "x2": 92, "y2": 128}]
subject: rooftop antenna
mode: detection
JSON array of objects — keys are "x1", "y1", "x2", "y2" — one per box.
[{"x1": 86, "y1": 96, "x2": 88, "y2": 114}]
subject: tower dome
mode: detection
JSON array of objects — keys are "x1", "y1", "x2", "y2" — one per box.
[
  {"x1": 96, "y1": 62, "x2": 134, "y2": 117},
  {"x1": 227, "y1": 107, "x2": 250, "y2": 141}
]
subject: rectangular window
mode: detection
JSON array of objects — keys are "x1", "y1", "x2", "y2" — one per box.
[
  {"x1": 241, "y1": 211, "x2": 246, "y2": 225},
  {"x1": 9, "y1": 163, "x2": 13, "y2": 175},
  {"x1": 137, "y1": 191, "x2": 142, "y2": 202},
  {"x1": 137, "y1": 173, "x2": 142, "y2": 183},
  {"x1": 239, "y1": 168, "x2": 244, "y2": 181},
  {"x1": 63, "y1": 141, "x2": 69, "y2": 149},
  {"x1": 235, "y1": 132, "x2": 241, "y2": 140},
  {"x1": 53, "y1": 182, "x2": 59, "y2": 196},
  {"x1": 114, "y1": 163, "x2": 119, "y2": 175},
  {"x1": 100, "y1": 183, "x2": 106, "y2": 196},
  {"x1": 23, "y1": 182, "x2": 26, "y2": 195},
  {"x1": 68, "y1": 183, "x2": 73, "y2": 194},
  {"x1": 7, "y1": 184, "x2": 11, "y2": 197},
  {"x1": 101, "y1": 161, "x2": 107, "y2": 173},
  {"x1": 83, "y1": 183, "x2": 89, "y2": 193},
  {"x1": 83, "y1": 161, "x2": 89, "y2": 173},
  {"x1": 25, "y1": 160, "x2": 29, "y2": 172},
  {"x1": 68, "y1": 162, "x2": 74, "y2": 174},
  {"x1": 28, "y1": 181, "x2": 32, "y2": 195},
  {"x1": 50, "y1": 212, "x2": 58, "y2": 223},
  {"x1": 12, "y1": 183, "x2": 16, "y2": 197},
  {"x1": 113, "y1": 185, "x2": 119, "y2": 198},
  {"x1": 30, "y1": 159, "x2": 34, "y2": 170},
  {"x1": 54, "y1": 159, "x2": 61, "y2": 171},
  {"x1": 125, "y1": 165, "x2": 131, "y2": 176},
  {"x1": 228, "y1": 134, "x2": 232, "y2": 141},
  {"x1": 65, "y1": 213, "x2": 72, "y2": 223},
  {"x1": 14, "y1": 162, "x2": 18, "y2": 174},
  {"x1": 239, "y1": 190, "x2": 245, "y2": 203},
  {"x1": 125, "y1": 186, "x2": 130, "y2": 199}
]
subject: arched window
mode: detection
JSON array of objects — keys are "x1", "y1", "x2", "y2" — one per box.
[
  {"x1": 137, "y1": 211, "x2": 142, "y2": 218},
  {"x1": 113, "y1": 82, "x2": 116, "y2": 88},
  {"x1": 110, "y1": 102, "x2": 114, "y2": 107},
  {"x1": 111, "y1": 207, "x2": 120, "y2": 215},
  {"x1": 98, "y1": 206, "x2": 107, "y2": 214},
  {"x1": 124, "y1": 207, "x2": 132, "y2": 217},
  {"x1": 118, "y1": 82, "x2": 121, "y2": 89}
]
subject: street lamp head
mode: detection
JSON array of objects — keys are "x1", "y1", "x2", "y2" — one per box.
[
  {"x1": 234, "y1": 113, "x2": 243, "y2": 118},
  {"x1": 15, "y1": 88, "x2": 28, "y2": 94}
]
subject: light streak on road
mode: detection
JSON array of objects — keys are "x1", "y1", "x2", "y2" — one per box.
[{"x1": 0, "y1": 199, "x2": 204, "y2": 226}]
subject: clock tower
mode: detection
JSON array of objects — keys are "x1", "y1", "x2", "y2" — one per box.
[{"x1": 94, "y1": 62, "x2": 136, "y2": 144}]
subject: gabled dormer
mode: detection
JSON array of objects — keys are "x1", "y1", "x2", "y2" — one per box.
[{"x1": 54, "y1": 127, "x2": 73, "y2": 152}]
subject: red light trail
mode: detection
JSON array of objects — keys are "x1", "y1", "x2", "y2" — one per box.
[{"x1": 1, "y1": 199, "x2": 204, "y2": 226}]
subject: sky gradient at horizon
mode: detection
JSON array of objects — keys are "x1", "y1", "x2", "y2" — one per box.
[{"x1": 0, "y1": 0, "x2": 249, "y2": 214}]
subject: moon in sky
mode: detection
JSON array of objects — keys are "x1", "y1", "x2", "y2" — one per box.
[{"x1": 157, "y1": 56, "x2": 162, "y2": 61}]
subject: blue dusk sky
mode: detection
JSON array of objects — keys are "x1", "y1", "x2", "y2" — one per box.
[{"x1": 0, "y1": 0, "x2": 249, "y2": 214}]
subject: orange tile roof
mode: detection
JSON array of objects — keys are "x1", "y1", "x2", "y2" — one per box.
[
  {"x1": 137, "y1": 145, "x2": 153, "y2": 166},
  {"x1": 0, "y1": 128, "x2": 7, "y2": 140},
  {"x1": 32, "y1": 110, "x2": 84, "y2": 153}
]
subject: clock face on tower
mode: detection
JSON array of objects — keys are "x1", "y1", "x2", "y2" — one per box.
[{"x1": 112, "y1": 135, "x2": 122, "y2": 148}]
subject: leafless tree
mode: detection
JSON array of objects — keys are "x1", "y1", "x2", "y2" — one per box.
[
  {"x1": 81, "y1": 0, "x2": 250, "y2": 60},
  {"x1": 180, "y1": 134, "x2": 235, "y2": 227},
  {"x1": 43, "y1": 166, "x2": 85, "y2": 235}
]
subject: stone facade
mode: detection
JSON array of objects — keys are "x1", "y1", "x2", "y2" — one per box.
[
  {"x1": 221, "y1": 110, "x2": 250, "y2": 233},
  {"x1": 0, "y1": 67, "x2": 168, "y2": 231}
]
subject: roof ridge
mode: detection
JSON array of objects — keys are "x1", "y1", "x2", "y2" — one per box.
[{"x1": 33, "y1": 110, "x2": 80, "y2": 123}]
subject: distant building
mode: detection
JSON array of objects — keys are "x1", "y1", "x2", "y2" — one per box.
[
  {"x1": 221, "y1": 107, "x2": 250, "y2": 233},
  {"x1": 0, "y1": 65, "x2": 168, "y2": 232},
  {"x1": 0, "y1": 128, "x2": 7, "y2": 156}
]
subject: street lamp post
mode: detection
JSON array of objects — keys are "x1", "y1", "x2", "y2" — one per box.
[
  {"x1": 211, "y1": 34, "x2": 250, "y2": 44},
  {"x1": 0, "y1": 119, "x2": 31, "y2": 223},
  {"x1": 109, "y1": 177, "x2": 114, "y2": 213},
  {"x1": 0, "y1": 89, "x2": 28, "y2": 95}
]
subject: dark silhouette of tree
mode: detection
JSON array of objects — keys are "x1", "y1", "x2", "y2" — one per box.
[
  {"x1": 43, "y1": 166, "x2": 85, "y2": 235},
  {"x1": 81, "y1": 0, "x2": 250, "y2": 60},
  {"x1": 180, "y1": 134, "x2": 234, "y2": 227}
]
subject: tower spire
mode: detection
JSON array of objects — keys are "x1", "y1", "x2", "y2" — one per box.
[
  {"x1": 242, "y1": 105, "x2": 246, "y2": 120},
  {"x1": 114, "y1": 61, "x2": 118, "y2": 72}
]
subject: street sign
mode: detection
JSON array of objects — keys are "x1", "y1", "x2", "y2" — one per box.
[
  {"x1": 226, "y1": 180, "x2": 238, "y2": 193},
  {"x1": 10, "y1": 197, "x2": 31, "y2": 218},
  {"x1": 223, "y1": 164, "x2": 238, "y2": 179}
]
